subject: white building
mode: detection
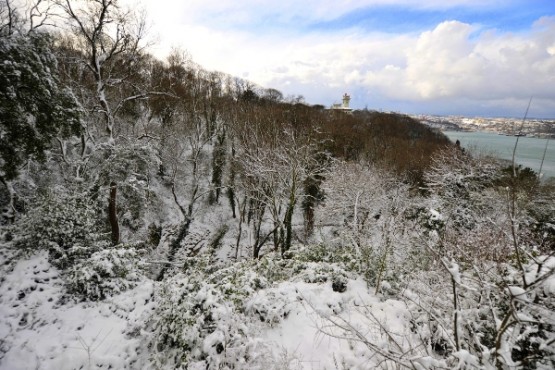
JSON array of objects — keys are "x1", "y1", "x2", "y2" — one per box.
[{"x1": 330, "y1": 93, "x2": 353, "y2": 112}]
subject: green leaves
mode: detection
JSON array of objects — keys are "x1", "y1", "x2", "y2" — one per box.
[{"x1": 0, "y1": 32, "x2": 82, "y2": 180}]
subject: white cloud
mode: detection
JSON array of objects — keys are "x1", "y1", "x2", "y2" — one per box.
[
  {"x1": 129, "y1": 0, "x2": 555, "y2": 117},
  {"x1": 399, "y1": 17, "x2": 555, "y2": 102}
]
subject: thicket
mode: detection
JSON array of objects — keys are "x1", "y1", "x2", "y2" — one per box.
[{"x1": 320, "y1": 110, "x2": 451, "y2": 184}]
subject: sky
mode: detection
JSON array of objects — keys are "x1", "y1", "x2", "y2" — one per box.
[{"x1": 131, "y1": 0, "x2": 555, "y2": 118}]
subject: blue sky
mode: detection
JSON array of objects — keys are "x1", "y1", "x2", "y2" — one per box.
[
  {"x1": 137, "y1": 0, "x2": 555, "y2": 118},
  {"x1": 309, "y1": 1, "x2": 555, "y2": 34}
]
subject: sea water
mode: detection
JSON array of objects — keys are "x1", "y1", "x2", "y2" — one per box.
[{"x1": 443, "y1": 131, "x2": 554, "y2": 179}]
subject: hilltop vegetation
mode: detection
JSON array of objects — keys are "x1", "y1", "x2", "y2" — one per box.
[{"x1": 1, "y1": 1, "x2": 554, "y2": 369}]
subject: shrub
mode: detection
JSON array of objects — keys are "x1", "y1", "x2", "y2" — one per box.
[
  {"x1": 149, "y1": 252, "x2": 354, "y2": 368},
  {"x1": 12, "y1": 186, "x2": 144, "y2": 301},
  {"x1": 66, "y1": 245, "x2": 143, "y2": 300},
  {"x1": 150, "y1": 259, "x2": 269, "y2": 369},
  {"x1": 14, "y1": 187, "x2": 109, "y2": 269}
]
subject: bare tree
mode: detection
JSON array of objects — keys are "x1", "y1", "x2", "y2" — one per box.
[
  {"x1": 1, "y1": 0, "x2": 58, "y2": 36},
  {"x1": 236, "y1": 111, "x2": 329, "y2": 258},
  {"x1": 318, "y1": 162, "x2": 416, "y2": 293},
  {"x1": 57, "y1": 0, "x2": 148, "y2": 143}
]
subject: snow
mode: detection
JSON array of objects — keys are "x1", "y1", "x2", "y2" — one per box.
[
  {"x1": 261, "y1": 279, "x2": 412, "y2": 369},
  {"x1": 445, "y1": 259, "x2": 461, "y2": 285},
  {"x1": 525, "y1": 256, "x2": 555, "y2": 292},
  {"x1": 545, "y1": 276, "x2": 555, "y2": 296},
  {"x1": 507, "y1": 286, "x2": 529, "y2": 303},
  {"x1": 0, "y1": 245, "x2": 423, "y2": 370},
  {"x1": 452, "y1": 350, "x2": 481, "y2": 369},
  {"x1": 0, "y1": 251, "x2": 155, "y2": 370},
  {"x1": 429, "y1": 208, "x2": 443, "y2": 220}
]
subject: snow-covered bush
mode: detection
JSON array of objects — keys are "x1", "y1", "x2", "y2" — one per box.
[
  {"x1": 399, "y1": 256, "x2": 555, "y2": 369},
  {"x1": 149, "y1": 251, "x2": 354, "y2": 368},
  {"x1": 294, "y1": 243, "x2": 359, "y2": 270},
  {"x1": 10, "y1": 186, "x2": 145, "y2": 301},
  {"x1": 149, "y1": 256, "x2": 269, "y2": 369},
  {"x1": 425, "y1": 146, "x2": 502, "y2": 201},
  {"x1": 14, "y1": 186, "x2": 109, "y2": 269},
  {"x1": 66, "y1": 245, "x2": 144, "y2": 301}
]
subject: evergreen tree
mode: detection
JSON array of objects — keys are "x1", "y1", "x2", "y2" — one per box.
[{"x1": 0, "y1": 31, "x2": 81, "y2": 180}]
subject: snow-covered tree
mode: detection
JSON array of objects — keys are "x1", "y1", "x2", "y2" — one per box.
[
  {"x1": 317, "y1": 161, "x2": 420, "y2": 293},
  {"x1": 57, "y1": 0, "x2": 149, "y2": 143},
  {"x1": 0, "y1": 4, "x2": 82, "y2": 223},
  {"x1": 0, "y1": 31, "x2": 81, "y2": 181},
  {"x1": 236, "y1": 116, "x2": 329, "y2": 258}
]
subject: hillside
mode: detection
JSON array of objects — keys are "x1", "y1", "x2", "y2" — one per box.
[{"x1": 1, "y1": 2, "x2": 555, "y2": 370}]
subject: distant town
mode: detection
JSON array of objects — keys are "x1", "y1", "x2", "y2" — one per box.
[
  {"x1": 327, "y1": 93, "x2": 555, "y2": 139},
  {"x1": 411, "y1": 114, "x2": 555, "y2": 138}
]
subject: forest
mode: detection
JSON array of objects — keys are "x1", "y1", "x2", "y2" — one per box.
[{"x1": 1, "y1": 1, "x2": 554, "y2": 369}]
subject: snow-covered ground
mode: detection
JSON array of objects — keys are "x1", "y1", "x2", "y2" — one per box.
[
  {"x1": 0, "y1": 248, "x2": 413, "y2": 370},
  {"x1": 261, "y1": 279, "x2": 411, "y2": 369},
  {"x1": 0, "y1": 250, "x2": 155, "y2": 369}
]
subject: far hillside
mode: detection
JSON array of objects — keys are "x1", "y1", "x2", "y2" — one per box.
[{"x1": 321, "y1": 110, "x2": 451, "y2": 183}]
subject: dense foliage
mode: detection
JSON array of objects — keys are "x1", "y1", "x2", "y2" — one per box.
[
  {"x1": 0, "y1": 32, "x2": 81, "y2": 180},
  {"x1": 321, "y1": 110, "x2": 451, "y2": 183}
]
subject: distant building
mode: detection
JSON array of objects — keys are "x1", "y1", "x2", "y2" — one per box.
[{"x1": 330, "y1": 93, "x2": 353, "y2": 112}]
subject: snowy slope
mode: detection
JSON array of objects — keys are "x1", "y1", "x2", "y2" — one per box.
[
  {"x1": 0, "y1": 247, "x2": 415, "y2": 370},
  {"x1": 0, "y1": 250, "x2": 155, "y2": 370}
]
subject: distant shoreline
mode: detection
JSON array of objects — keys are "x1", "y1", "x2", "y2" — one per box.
[{"x1": 443, "y1": 130, "x2": 554, "y2": 179}]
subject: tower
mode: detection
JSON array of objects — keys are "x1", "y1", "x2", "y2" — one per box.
[{"x1": 342, "y1": 93, "x2": 351, "y2": 109}]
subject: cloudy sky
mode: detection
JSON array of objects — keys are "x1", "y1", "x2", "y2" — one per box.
[{"x1": 134, "y1": 0, "x2": 554, "y2": 118}]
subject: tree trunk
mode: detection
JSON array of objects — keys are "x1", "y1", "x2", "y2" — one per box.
[
  {"x1": 303, "y1": 200, "x2": 314, "y2": 240},
  {"x1": 228, "y1": 146, "x2": 237, "y2": 218},
  {"x1": 282, "y1": 194, "x2": 296, "y2": 256},
  {"x1": 0, "y1": 176, "x2": 15, "y2": 224},
  {"x1": 273, "y1": 220, "x2": 280, "y2": 252},
  {"x1": 253, "y1": 207, "x2": 265, "y2": 259},
  {"x1": 234, "y1": 197, "x2": 247, "y2": 259},
  {"x1": 109, "y1": 181, "x2": 120, "y2": 245}
]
